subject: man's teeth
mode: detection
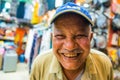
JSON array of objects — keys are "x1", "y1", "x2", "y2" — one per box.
[{"x1": 63, "y1": 53, "x2": 78, "y2": 57}]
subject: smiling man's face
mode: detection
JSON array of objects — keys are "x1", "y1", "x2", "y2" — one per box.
[{"x1": 52, "y1": 13, "x2": 93, "y2": 71}]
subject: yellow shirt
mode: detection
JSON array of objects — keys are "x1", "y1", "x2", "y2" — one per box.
[
  {"x1": 30, "y1": 49, "x2": 114, "y2": 80},
  {"x1": 118, "y1": 36, "x2": 120, "y2": 46}
]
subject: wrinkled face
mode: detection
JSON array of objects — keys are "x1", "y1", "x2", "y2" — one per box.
[{"x1": 52, "y1": 13, "x2": 93, "y2": 71}]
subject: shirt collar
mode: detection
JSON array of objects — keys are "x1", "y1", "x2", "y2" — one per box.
[{"x1": 49, "y1": 54, "x2": 63, "y2": 79}]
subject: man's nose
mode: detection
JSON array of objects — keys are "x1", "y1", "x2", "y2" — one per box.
[{"x1": 63, "y1": 38, "x2": 77, "y2": 51}]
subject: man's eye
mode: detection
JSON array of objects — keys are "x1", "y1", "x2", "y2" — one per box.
[
  {"x1": 75, "y1": 35, "x2": 88, "y2": 39},
  {"x1": 55, "y1": 35, "x2": 65, "y2": 39}
]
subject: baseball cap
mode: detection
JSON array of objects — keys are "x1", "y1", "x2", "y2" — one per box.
[{"x1": 50, "y1": 2, "x2": 94, "y2": 26}]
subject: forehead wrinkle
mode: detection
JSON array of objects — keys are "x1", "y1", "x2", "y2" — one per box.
[{"x1": 54, "y1": 13, "x2": 90, "y2": 27}]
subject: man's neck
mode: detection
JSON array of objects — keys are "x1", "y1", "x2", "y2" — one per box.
[{"x1": 63, "y1": 63, "x2": 85, "y2": 80}]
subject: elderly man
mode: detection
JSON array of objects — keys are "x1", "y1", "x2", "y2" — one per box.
[{"x1": 30, "y1": 2, "x2": 113, "y2": 80}]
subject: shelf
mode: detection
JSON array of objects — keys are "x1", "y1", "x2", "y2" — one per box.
[
  {"x1": 0, "y1": 36, "x2": 27, "y2": 43},
  {"x1": 0, "y1": 37, "x2": 14, "y2": 41}
]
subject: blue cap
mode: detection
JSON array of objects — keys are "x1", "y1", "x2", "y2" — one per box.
[{"x1": 50, "y1": 2, "x2": 94, "y2": 26}]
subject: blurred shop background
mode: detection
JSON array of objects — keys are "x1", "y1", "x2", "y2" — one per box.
[{"x1": 0, "y1": 0, "x2": 120, "y2": 80}]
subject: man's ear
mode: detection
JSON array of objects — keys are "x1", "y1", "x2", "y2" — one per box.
[
  {"x1": 51, "y1": 33, "x2": 53, "y2": 40},
  {"x1": 90, "y1": 32, "x2": 93, "y2": 41}
]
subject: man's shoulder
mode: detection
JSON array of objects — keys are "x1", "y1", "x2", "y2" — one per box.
[
  {"x1": 33, "y1": 49, "x2": 54, "y2": 65},
  {"x1": 90, "y1": 49, "x2": 112, "y2": 65},
  {"x1": 90, "y1": 49, "x2": 109, "y2": 58}
]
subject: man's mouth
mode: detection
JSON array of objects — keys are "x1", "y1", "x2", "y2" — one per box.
[
  {"x1": 62, "y1": 50, "x2": 83, "y2": 58},
  {"x1": 63, "y1": 53, "x2": 79, "y2": 58},
  {"x1": 58, "y1": 49, "x2": 83, "y2": 58}
]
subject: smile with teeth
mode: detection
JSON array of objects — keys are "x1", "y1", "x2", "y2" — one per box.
[{"x1": 63, "y1": 53, "x2": 80, "y2": 58}]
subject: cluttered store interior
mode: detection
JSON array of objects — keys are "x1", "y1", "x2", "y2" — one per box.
[{"x1": 0, "y1": 0, "x2": 120, "y2": 80}]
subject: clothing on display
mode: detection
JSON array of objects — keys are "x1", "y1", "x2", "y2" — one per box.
[
  {"x1": 4, "y1": 0, "x2": 12, "y2": 2},
  {"x1": 29, "y1": 34, "x2": 37, "y2": 72},
  {"x1": 16, "y1": 2, "x2": 25, "y2": 19},
  {"x1": 32, "y1": 36, "x2": 42, "y2": 60},
  {"x1": 9, "y1": 0, "x2": 18, "y2": 16},
  {"x1": 39, "y1": 28, "x2": 52, "y2": 54},
  {"x1": 31, "y1": 2, "x2": 41, "y2": 24},
  {"x1": 112, "y1": 0, "x2": 120, "y2": 14},
  {"x1": 24, "y1": 3, "x2": 33, "y2": 20},
  {"x1": 18, "y1": 0, "x2": 27, "y2": 2},
  {"x1": 75, "y1": 0, "x2": 85, "y2": 5},
  {"x1": 14, "y1": 27, "x2": 26, "y2": 55},
  {"x1": 38, "y1": 3, "x2": 47, "y2": 16},
  {"x1": 64, "y1": 0, "x2": 74, "y2": 4},
  {"x1": 95, "y1": 34, "x2": 107, "y2": 49},
  {"x1": 112, "y1": 13, "x2": 120, "y2": 31},
  {"x1": 47, "y1": 0, "x2": 55, "y2": 10},
  {"x1": 55, "y1": 0, "x2": 64, "y2": 8},
  {"x1": 111, "y1": 33, "x2": 119, "y2": 46},
  {"x1": 0, "y1": 1, "x2": 6, "y2": 13},
  {"x1": 96, "y1": 13, "x2": 108, "y2": 28},
  {"x1": 24, "y1": 25, "x2": 52, "y2": 72},
  {"x1": 24, "y1": 29, "x2": 34, "y2": 63}
]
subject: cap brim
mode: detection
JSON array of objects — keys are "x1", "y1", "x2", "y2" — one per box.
[{"x1": 50, "y1": 9, "x2": 94, "y2": 26}]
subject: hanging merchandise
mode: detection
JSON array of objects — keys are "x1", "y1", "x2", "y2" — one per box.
[
  {"x1": 64, "y1": 0, "x2": 74, "y2": 4},
  {"x1": 16, "y1": 2, "x2": 25, "y2": 19},
  {"x1": 4, "y1": 0, "x2": 12, "y2": 2},
  {"x1": 96, "y1": 13, "x2": 108, "y2": 28},
  {"x1": 0, "y1": 1, "x2": 6, "y2": 13},
  {"x1": 101, "y1": 0, "x2": 111, "y2": 8},
  {"x1": 1, "y1": 1, "x2": 11, "y2": 13},
  {"x1": 38, "y1": 3, "x2": 46, "y2": 16},
  {"x1": 32, "y1": 30, "x2": 43, "y2": 60},
  {"x1": 111, "y1": 30, "x2": 120, "y2": 46},
  {"x1": 14, "y1": 27, "x2": 26, "y2": 55},
  {"x1": 9, "y1": 0, "x2": 18, "y2": 16},
  {"x1": 24, "y1": 2, "x2": 33, "y2": 20},
  {"x1": 92, "y1": 0, "x2": 102, "y2": 10},
  {"x1": 19, "y1": 0, "x2": 27, "y2": 2},
  {"x1": 31, "y1": 2, "x2": 42, "y2": 24},
  {"x1": 112, "y1": 13, "x2": 120, "y2": 31},
  {"x1": 39, "y1": 0, "x2": 48, "y2": 15},
  {"x1": 111, "y1": 33, "x2": 118, "y2": 46},
  {"x1": 55, "y1": 0, "x2": 64, "y2": 8},
  {"x1": 96, "y1": 34, "x2": 107, "y2": 49},
  {"x1": 108, "y1": 48, "x2": 118, "y2": 68},
  {"x1": 85, "y1": 0, "x2": 92, "y2": 4},
  {"x1": 24, "y1": 29, "x2": 34, "y2": 63},
  {"x1": 47, "y1": 0, "x2": 55, "y2": 10},
  {"x1": 75, "y1": 0, "x2": 85, "y2": 5},
  {"x1": 39, "y1": 28, "x2": 52, "y2": 54},
  {"x1": 112, "y1": 0, "x2": 120, "y2": 14},
  {"x1": 29, "y1": 34, "x2": 37, "y2": 71},
  {"x1": 110, "y1": 30, "x2": 120, "y2": 68},
  {"x1": 25, "y1": 27, "x2": 49, "y2": 72},
  {"x1": 38, "y1": 0, "x2": 48, "y2": 16},
  {"x1": 89, "y1": 11, "x2": 98, "y2": 25},
  {"x1": 29, "y1": 29, "x2": 43, "y2": 71}
]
